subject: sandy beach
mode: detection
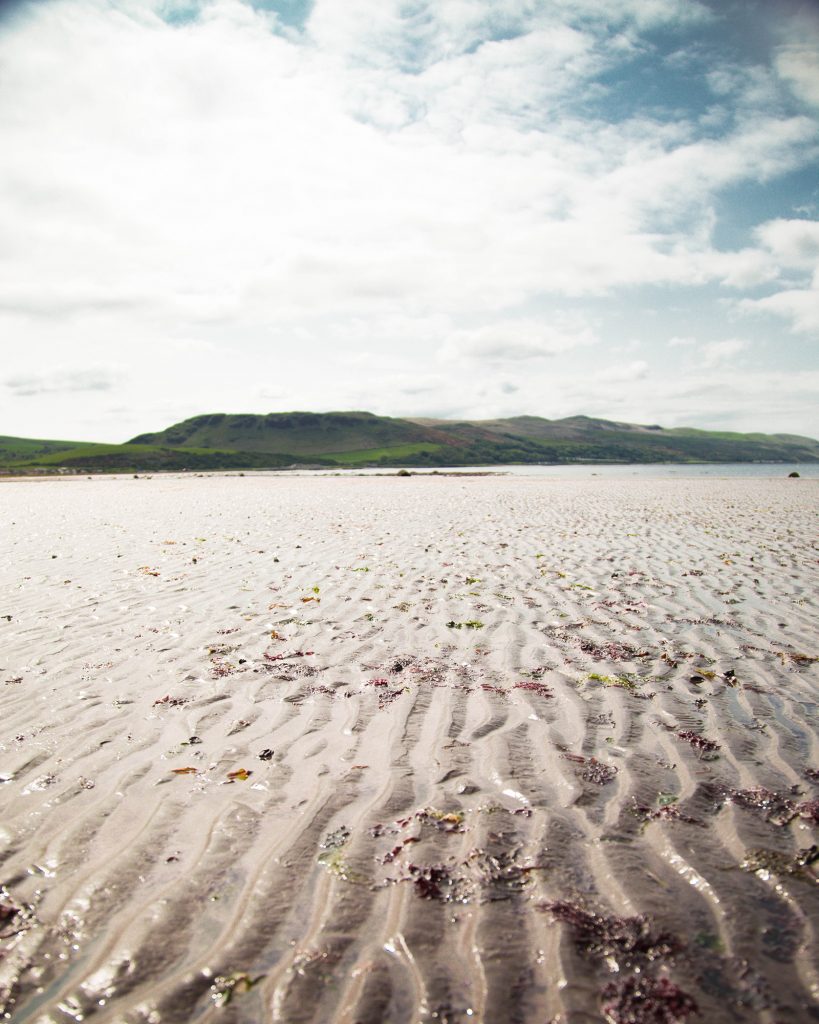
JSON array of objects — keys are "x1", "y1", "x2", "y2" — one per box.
[{"x1": 0, "y1": 474, "x2": 817, "y2": 1024}]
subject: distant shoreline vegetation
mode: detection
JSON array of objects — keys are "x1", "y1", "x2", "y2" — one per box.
[{"x1": 2, "y1": 411, "x2": 818, "y2": 474}]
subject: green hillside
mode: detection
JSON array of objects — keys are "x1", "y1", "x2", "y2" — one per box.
[
  {"x1": 1, "y1": 411, "x2": 817, "y2": 474},
  {"x1": 130, "y1": 411, "x2": 456, "y2": 456},
  {"x1": 402, "y1": 415, "x2": 819, "y2": 466},
  {"x1": 0, "y1": 435, "x2": 322, "y2": 474}
]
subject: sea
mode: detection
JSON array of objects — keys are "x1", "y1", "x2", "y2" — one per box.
[{"x1": 297, "y1": 463, "x2": 819, "y2": 479}]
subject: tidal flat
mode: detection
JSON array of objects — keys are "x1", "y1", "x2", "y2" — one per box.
[{"x1": 0, "y1": 474, "x2": 817, "y2": 1023}]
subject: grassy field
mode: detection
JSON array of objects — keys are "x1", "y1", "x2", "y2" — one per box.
[{"x1": 0, "y1": 436, "x2": 307, "y2": 473}]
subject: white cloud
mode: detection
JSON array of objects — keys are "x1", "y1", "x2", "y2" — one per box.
[
  {"x1": 0, "y1": 0, "x2": 816, "y2": 440},
  {"x1": 1, "y1": 0, "x2": 809, "y2": 333},
  {"x1": 735, "y1": 218, "x2": 819, "y2": 334},
  {"x1": 740, "y1": 278, "x2": 819, "y2": 335},
  {"x1": 4, "y1": 366, "x2": 123, "y2": 397},
  {"x1": 700, "y1": 248, "x2": 779, "y2": 289},
  {"x1": 440, "y1": 317, "x2": 597, "y2": 362},
  {"x1": 596, "y1": 360, "x2": 649, "y2": 383},
  {"x1": 754, "y1": 218, "x2": 819, "y2": 268},
  {"x1": 775, "y1": 12, "x2": 819, "y2": 110},
  {"x1": 699, "y1": 339, "x2": 748, "y2": 368}
]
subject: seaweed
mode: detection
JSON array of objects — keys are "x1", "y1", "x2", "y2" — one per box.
[
  {"x1": 210, "y1": 971, "x2": 264, "y2": 1006},
  {"x1": 631, "y1": 799, "x2": 704, "y2": 827},
  {"x1": 740, "y1": 844, "x2": 818, "y2": 880},
  {"x1": 153, "y1": 695, "x2": 190, "y2": 707},
  {"x1": 263, "y1": 650, "x2": 314, "y2": 661},
  {"x1": 380, "y1": 837, "x2": 419, "y2": 863},
  {"x1": 308, "y1": 684, "x2": 336, "y2": 697},
  {"x1": 601, "y1": 975, "x2": 698, "y2": 1024},
  {"x1": 588, "y1": 672, "x2": 636, "y2": 691},
  {"x1": 720, "y1": 786, "x2": 797, "y2": 826},
  {"x1": 365, "y1": 678, "x2": 406, "y2": 709},
  {"x1": 405, "y1": 862, "x2": 470, "y2": 903},
  {"x1": 0, "y1": 888, "x2": 35, "y2": 940},
  {"x1": 542, "y1": 901, "x2": 682, "y2": 969},
  {"x1": 317, "y1": 826, "x2": 367, "y2": 883},
  {"x1": 563, "y1": 753, "x2": 619, "y2": 785},
  {"x1": 676, "y1": 731, "x2": 720, "y2": 756},
  {"x1": 317, "y1": 847, "x2": 358, "y2": 881},
  {"x1": 580, "y1": 639, "x2": 649, "y2": 661},
  {"x1": 446, "y1": 620, "x2": 485, "y2": 629},
  {"x1": 776, "y1": 651, "x2": 818, "y2": 666},
  {"x1": 463, "y1": 846, "x2": 536, "y2": 902},
  {"x1": 321, "y1": 825, "x2": 351, "y2": 850},
  {"x1": 513, "y1": 681, "x2": 554, "y2": 697},
  {"x1": 402, "y1": 846, "x2": 538, "y2": 905},
  {"x1": 521, "y1": 665, "x2": 550, "y2": 680},
  {"x1": 417, "y1": 808, "x2": 466, "y2": 833},
  {"x1": 481, "y1": 683, "x2": 508, "y2": 695},
  {"x1": 583, "y1": 760, "x2": 619, "y2": 785}
]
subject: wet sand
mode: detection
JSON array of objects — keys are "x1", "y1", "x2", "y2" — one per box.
[{"x1": 0, "y1": 474, "x2": 817, "y2": 1023}]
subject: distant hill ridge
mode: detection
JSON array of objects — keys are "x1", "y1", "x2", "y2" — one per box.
[
  {"x1": 1, "y1": 410, "x2": 817, "y2": 473},
  {"x1": 130, "y1": 410, "x2": 819, "y2": 464}
]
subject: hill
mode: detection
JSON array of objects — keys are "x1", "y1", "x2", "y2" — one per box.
[
  {"x1": 0, "y1": 434, "x2": 322, "y2": 474},
  {"x1": 0, "y1": 412, "x2": 817, "y2": 474},
  {"x1": 130, "y1": 411, "x2": 457, "y2": 456}
]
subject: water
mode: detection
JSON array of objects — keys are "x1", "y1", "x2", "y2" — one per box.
[{"x1": 296, "y1": 462, "x2": 819, "y2": 479}]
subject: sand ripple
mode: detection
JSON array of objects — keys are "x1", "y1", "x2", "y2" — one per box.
[{"x1": 0, "y1": 475, "x2": 817, "y2": 1023}]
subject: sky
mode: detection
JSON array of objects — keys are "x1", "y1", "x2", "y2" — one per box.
[{"x1": 0, "y1": 0, "x2": 818, "y2": 442}]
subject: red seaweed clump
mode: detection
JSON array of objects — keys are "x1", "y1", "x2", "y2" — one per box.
[
  {"x1": 563, "y1": 753, "x2": 619, "y2": 785},
  {"x1": 796, "y1": 799, "x2": 819, "y2": 825},
  {"x1": 365, "y1": 678, "x2": 405, "y2": 709},
  {"x1": 676, "y1": 731, "x2": 720, "y2": 754},
  {"x1": 0, "y1": 888, "x2": 34, "y2": 941},
  {"x1": 0, "y1": 899, "x2": 20, "y2": 934},
  {"x1": 543, "y1": 902, "x2": 681, "y2": 968},
  {"x1": 631, "y1": 801, "x2": 703, "y2": 827},
  {"x1": 580, "y1": 639, "x2": 649, "y2": 661},
  {"x1": 404, "y1": 862, "x2": 470, "y2": 903},
  {"x1": 402, "y1": 845, "x2": 538, "y2": 904},
  {"x1": 308, "y1": 685, "x2": 336, "y2": 698},
  {"x1": 463, "y1": 846, "x2": 535, "y2": 902},
  {"x1": 513, "y1": 681, "x2": 554, "y2": 697},
  {"x1": 152, "y1": 694, "x2": 190, "y2": 707},
  {"x1": 601, "y1": 975, "x2": 698, "y2": 1024},
  {"x1": 415, "y1": 808, "x2": 466, "y2": 833},
  {"x1": 480, "y1": 683, "x2": 507, "y2": 696},
  {"x1": 721, "y1": 786, "x2": 797, "y2": 826}
]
